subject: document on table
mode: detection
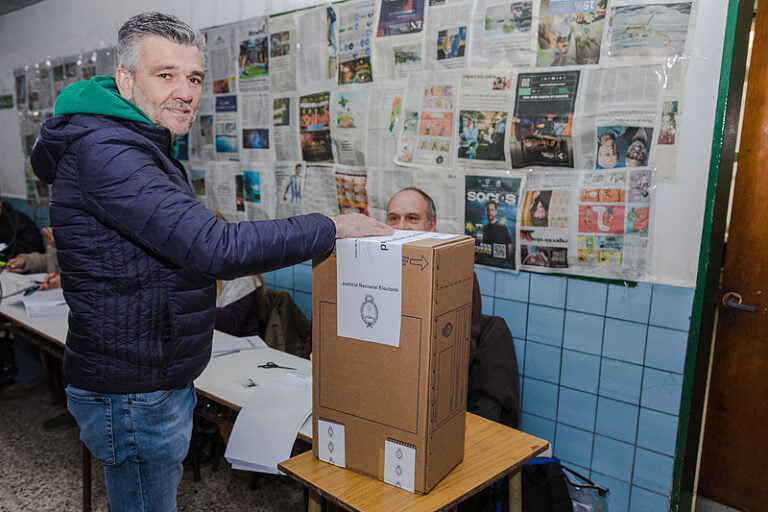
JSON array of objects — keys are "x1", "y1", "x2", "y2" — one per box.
[
  {"x1": 22, "y1": 288, "x2": 68, "y2": 318},
  {"x1": 224, "y1": 375, "x2": 312, "y2": 474},
  {"x1": 211, "y1": 333, "x2": 267, "y2": 356}
]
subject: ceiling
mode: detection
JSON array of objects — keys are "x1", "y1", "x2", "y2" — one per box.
[{"x1": 0, "y1": 0, "x2": 45, "y2": 17}]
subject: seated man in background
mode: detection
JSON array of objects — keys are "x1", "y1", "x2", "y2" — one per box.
[
  {"x1": 386, "y1": 187, "x2": 520, "y2": 428},
  {"x1": 387, "y1": 187, "x2": 520, "y2": 511}
]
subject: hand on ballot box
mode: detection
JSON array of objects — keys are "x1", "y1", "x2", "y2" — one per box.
[{"x1": 330, "y1": 213, "x2": 394, "y2": 239}]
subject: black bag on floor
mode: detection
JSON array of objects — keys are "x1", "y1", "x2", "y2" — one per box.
[{"x1": 522, "y1": 457, "x2": 574, "y2": 512}]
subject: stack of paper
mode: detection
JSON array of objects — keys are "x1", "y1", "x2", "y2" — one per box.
[
  {"x1": 224, "y1": 375, "x2": 312, "y2": 474},
  {"x1": 22, "y1": 288, "x2": 68, "y2": 318}
]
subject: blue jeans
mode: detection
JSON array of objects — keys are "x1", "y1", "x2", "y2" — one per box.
[{"x1": 66, "y1": 383, "x2": 196, "y2": 512}]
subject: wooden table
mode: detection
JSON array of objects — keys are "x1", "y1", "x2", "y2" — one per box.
[{"x1": 279, "y1": 413, "x2": 548, "y2": 512}]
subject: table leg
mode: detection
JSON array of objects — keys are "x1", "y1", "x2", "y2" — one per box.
[
  {"x1": 508, "y1": 470, "x2": 522, "y2": 512},
  {"x1": 82, "y1": 442, "x2": 92, "y2": 512},
  {"x1": 308, "y1": 489, "x2": 323, "y2": 512}
]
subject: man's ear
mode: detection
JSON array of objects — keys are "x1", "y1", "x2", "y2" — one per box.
[
  {"x1": 115, "y1": 67, "x2": 134, "y2": 100},
  {"x1": 428, "y1": 219, "x2": 437, "y2": 232}
]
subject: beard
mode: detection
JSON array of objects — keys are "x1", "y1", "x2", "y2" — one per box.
[{"x1": 132, "y1": 84, "x2": 198, "y2": 141}]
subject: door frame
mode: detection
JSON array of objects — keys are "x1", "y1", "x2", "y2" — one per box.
[{"x1": 672, "y1": 1, "x2": 753, "y2": 510}]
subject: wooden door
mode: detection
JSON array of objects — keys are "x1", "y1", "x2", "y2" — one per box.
[{"x1": 697, "y1": 4, "x2": 768, "y2": 510}]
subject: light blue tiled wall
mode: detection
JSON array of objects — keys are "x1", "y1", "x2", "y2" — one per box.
[{"x1": 266, "y1": 262, "x2": 695, "y2": 512}]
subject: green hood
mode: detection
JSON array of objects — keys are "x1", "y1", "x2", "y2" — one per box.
[
  {"x1": 54, "y1": 75, "x2": 179, "y2": 156},
  {"x1": 54, "y1": 75, "x2": 151, "y2": 124}
]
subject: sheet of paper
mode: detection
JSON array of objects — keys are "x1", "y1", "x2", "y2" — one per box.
[
  {"x1": 336, "y1": 230, "x2": 455, "y2": 347},
  {"x1": 224, "y1": 379, "x2": 312, "y2": 474},
  {"x1": 22, "y1": 288, "x2": 68, "y2": 318},
  {"x1": 384, "y1": 439, "x2": 416, "y2": 492},
  {"x1": 211, "y1": 333, "x2": 267, "y2": 355},
  {"x1": 317, "y1": 419, "x2": 346, "y2": 468}
]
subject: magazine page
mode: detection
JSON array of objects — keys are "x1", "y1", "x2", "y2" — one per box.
[
  {"x1": 519, "y1": 170, "x2": 578, "y2": 272},
  {"x1": 396, "y1": 70, "x2": 459, "y2": 168},
  {"x1": 424, "y1": 0, "x2": 473, "y2": 70},
  {"x1": 510, "y1": 69, "x2": 580, "y2": 168},
  {"x1": 337, "y1": 0, "x2": 377, "y2": 85},
  {"x1": 299, "y1": 91, "x2": 333, "y2": 163},
  {"x1": 465, "y1": 172, "x2": 526, "y2": 271},
  {"x1": 574, "y1": 168, "x2": 653, "y2": 279},
  {"x1": 456, "y1": 70, "x2": 515, "y2": 169},
  {"x1": 331, "y1": 86, "x2": 370, "y2": 167}
]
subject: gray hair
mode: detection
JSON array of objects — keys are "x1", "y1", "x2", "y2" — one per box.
[
  {"x1": 117, "y1": 12, "x2": 206, "y2": 73},
  {"x1": 390, "y1": 187, "x2": 437, "y2": 222}
]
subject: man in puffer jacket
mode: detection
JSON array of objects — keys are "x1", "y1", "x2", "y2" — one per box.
[{"x1": 30, "y1": 12, "x2": 391, "y2": 512}]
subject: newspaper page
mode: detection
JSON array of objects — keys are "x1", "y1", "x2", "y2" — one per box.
[
  {"x1": 535, "y1": 0, "x2": 608, "y2": 67},
  {"x1": 14, "y1": 68, "x2": 27, "y2": 111},
  {"x1": 336, "y1": 167, "x2": 370, "y2": 215},
  {"x1": 376, "y1": 0, "x2": 427, "y2": 37},
  {"x1": 95, "y1": 48, "x2": 117, "y2": 76},
  {"x1": 337, "y1": 0, "x2": 376, "y2": 85},
  {"x1": 578, "y1": 64, "x2": 664, "y2": 169},
  {"x1": 575, "y1": 168, "x2": 653, "y2": 279},
  {"x1": 366, "y1": 81, "x2": 406, "y2": 168},
  {"x1": 52, "y1": 56, "x2": 80, "y2": 96},
  {"x1": 605, "y1": 2, "x2": 694, "y2": 62},
  {"x1": 269, "y1": 13, "x2": 297, "y2": 93},
  {"x1": 299, "y1": 91, "x2": 333, "y2": 163},
  {"x1": 236, "y1": 17, "x2": 270, "y2": 93},
  {"x1": 206, "y1": 161, "x2": 244, "y2": 222},
  {"x1": 469, "y1": 0, "x2": 536, "y2": 68},
  {"x1": 206, "y1": 24, "x2": 238, "y2": 98},
  {"x1": 28, "y1": 62, "x2": 55, "y2": 111},
  {"x1": 413, "y1": 168, "x2": 464, "y2": 233},
  {"x1": 510, "y1": 70, "x2": 580, "y2": 168},
  {"x1": 465, "y1": 172, "x2": 525, "y2": 271},
  {"x1": 239, "y1": 91, "x2": 273, "y2": 163},
  {"x1": 303, "y1": 164, "x2": 341, "y2": 216},
  {"x1": 331, "y1": 86, "x2": 370, "y2": 167},
  {"x1": 187, "y1": 161, "x2": 210, "y2": 203},
  {"x1": 365, "y1": 167, "x2": 416, "y2": 222},
  {"x1": 372, "y1": 32, "x2": 424, "y2": 80},
  {"x1": 396, "y1": 71, "x2": 458, "y2": 168},
  {"x1": 295, "y1": 5, "x2": 337, "y2": 90},
  {"x1": 242, "y1": 163, "x2": 277, "y2": 221},
  {"x1": 214, "y1": 94, "x2": 240, "y2": 161},
  {"x1": 189, "y1": 109, "x2": 215, "y2": 161},
  {"x1": 424, "y1": 0, "x2": 473, "y2": 71},
  {"x1": 456, "y1": 70, "x2": 514, "y2": 169},
  {"x1": 519, "y1": 171, "x2": 578, "y2": 271},
  {"x1": 272, "y1": 93, "x2": 302, "y2": 162}
]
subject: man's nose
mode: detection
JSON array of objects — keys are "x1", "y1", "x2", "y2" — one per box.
[{"x1": 173, "y1": 80, "x2": 194, "y2": 102}]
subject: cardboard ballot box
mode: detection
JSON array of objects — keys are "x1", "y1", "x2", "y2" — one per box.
[{"x1": 312, "y1": 234, "x2": 475, "y2": 494}]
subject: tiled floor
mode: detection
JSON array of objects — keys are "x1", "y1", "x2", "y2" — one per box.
[{"x1": 0, "y1": 385, "x2": 304, "y2": 511}]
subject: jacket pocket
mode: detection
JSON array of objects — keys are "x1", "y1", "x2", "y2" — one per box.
[
  {"x1": 156, "y1": 293, "x2": 177, "y2": 368},
  {"x1": 66, "y1": 386, "x2": 116, "y2": 465}
]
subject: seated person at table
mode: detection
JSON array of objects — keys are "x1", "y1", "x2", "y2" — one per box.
[
  {"x1": 386, "y1": 187, "x2": 520, "y2": 428},
  {"x1": 7, "y1": 226, "x2": 59, "y2": 275},
  {"x1": 212, "y1": 210, "x2": 311, "y2": 358}
]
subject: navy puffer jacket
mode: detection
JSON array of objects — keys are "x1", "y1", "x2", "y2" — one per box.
[{"x1": 31, "y1": 114, "x2": 335, "y2": 393}]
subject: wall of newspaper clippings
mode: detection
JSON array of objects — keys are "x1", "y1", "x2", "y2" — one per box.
[{"x1": 0, "y1": 0, "x2": 729, "y2": 287}]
